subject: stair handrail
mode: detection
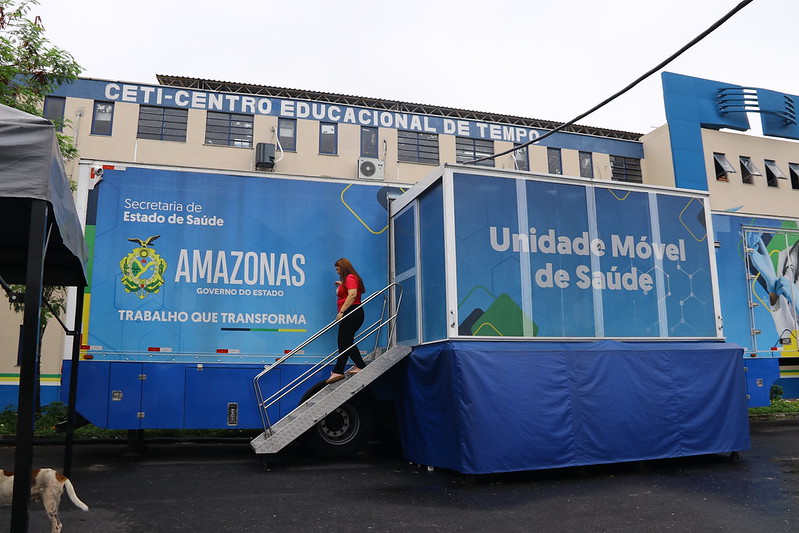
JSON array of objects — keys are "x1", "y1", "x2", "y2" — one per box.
[{"x1": 253, "y1": 282, "x2": 402, "y2": 435}]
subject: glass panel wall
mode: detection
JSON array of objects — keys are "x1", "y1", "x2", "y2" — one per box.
[
  {"x1": 419, "y1": 182, "x2": 446, "y2": 342},
  {"x1": 393, "y1": 205, "x2": 418, "y2": 344}
]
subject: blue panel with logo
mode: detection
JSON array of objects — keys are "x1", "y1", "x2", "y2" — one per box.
[
  {"x1": 451, "y1": 172, "x2": 717, "y2": 339},
  {"x1": 86, "y1": 166, "x2": 398, "y2": 364}
]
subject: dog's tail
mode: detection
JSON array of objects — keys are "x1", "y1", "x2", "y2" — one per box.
[{"x1": 64, "y1": 479, "x2": 89, "y2": 511}]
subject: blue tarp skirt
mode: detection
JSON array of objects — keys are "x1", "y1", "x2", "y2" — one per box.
[{"x1": 397, "y1": 340, "x2": 750, "y2": 474}]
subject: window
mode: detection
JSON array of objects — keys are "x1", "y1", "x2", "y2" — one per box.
[
  {"x1": 205, "y1": 111, "x2": 253, "y2": 147},
  {"x1": 512, "y1": 144, "x2": 529, "y2": 171},
  {"x1": 137, "y1": 106, "x2": 188, "y2": 142},
  {"x1": 398, "y1": 131, "x2": 439, "y2": 164},
  {"x1": 43, "y1": 96, "x2": 66, "y2": 131},
  {"x1": 361, "y1": 126, "x2": 378, "y2": 158},
  {"x1": 789, "y1": 163, "x2": 799, "y2": 190},
  {"x1": 579, "y1": 151, "x2": 593, "y2": 178},
  {"x1": 739, "y1": 156, "x2": 762, "y2": 184},
  {"x1": 277, "y1": 118, "x2": 296, "y2": 152},
  {"x1": 764, "y1": 160, "x2": 786, "y2": 187},
  {"x1": 713, "y1": 153, "x2": 736, "y2": 181},
  {"x1": 456, "y1": 137, "x2": 493, "y2": 167},
  {"x1": 91, "y1": 101, "x2": 114, "y2": 135},
  {"x1": 547, "y1": 147, "x2": 562, "y2": 175},
  {"x1": 319, "y1": 122, "x2": 337, "y2": 154},
  {"x1": 610, "y1": 156, "x2": 642, "y2": 183}
]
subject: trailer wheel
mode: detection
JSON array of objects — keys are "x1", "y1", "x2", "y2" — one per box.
[{"x1": 300, "y1": 380, "x2": 375, "y2": 458}]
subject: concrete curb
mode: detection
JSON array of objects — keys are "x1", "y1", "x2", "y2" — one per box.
[{"x1": 749, "y1": 412, "x2": 799, "y2": 422}]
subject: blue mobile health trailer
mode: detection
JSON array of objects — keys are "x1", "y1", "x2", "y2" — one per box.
[{"x1": 63, "y1": 161, "x2": 750, "y2": 473}]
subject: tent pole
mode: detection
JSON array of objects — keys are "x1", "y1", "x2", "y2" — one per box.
[
  {"x1": 11, "y1": 199, "x2": 49, "y2": 532},
  {"x1": 63, "y1": 284, "x2": 85, "y2": 477}
]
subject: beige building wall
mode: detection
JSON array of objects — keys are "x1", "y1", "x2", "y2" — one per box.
[
  {"x1": 60, "y1": 95, "x2": 642, "y2": 188},
  {"x1": 494, "y1": 141, "x2": 518, "y2": 171},
  {"x1": 591, "y1": 153, "x2": 612, "y2": 182},
  {"x1": 639, "y1": 125, "x2": 799, "y2": 217},
  {"x1": 702, "y1": 129, "x2": 799, "y2": 217},
  {"x1": 61, "y1": 98, "x2": 504, "y2": 186},
  {"x1": 529, "y1": 145, "x2": 548, "y2": 174},
  {"x1": 0, "y1": 302, "x2": 67, "y2": 404},
  {"x1": 640, "y1": 125, "x2": 677, "y2": 188}
]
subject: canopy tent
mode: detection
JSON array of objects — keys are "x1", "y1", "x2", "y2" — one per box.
[
  {"x1": 0, "y1": 103, "x2": 88, "y2": 531},
  {"x1": 0, "y1": 104, "x2": 87, "y2": 285}
]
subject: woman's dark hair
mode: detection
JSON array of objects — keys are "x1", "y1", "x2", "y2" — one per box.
[{"x1": 335, "y1": 258, "x2": 365, "y2": 293}]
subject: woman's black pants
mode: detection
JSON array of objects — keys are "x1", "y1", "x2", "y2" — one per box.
[{"x1": 333, "y1": 306, "x2": 365, "y2": 374}]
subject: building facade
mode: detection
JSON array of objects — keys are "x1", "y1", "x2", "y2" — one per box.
[
  {"x1": 42, "y1": 75, "x2": 645, "y2": 184},
  {"x1": 3, "y1": 74, "x2": 648, "y2": 407}
]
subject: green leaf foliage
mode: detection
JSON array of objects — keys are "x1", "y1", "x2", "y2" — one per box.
[
  {"x1": 749, "y1": 398, "x2": 799, "y2": 416},
  {"x1": 6, "y1": 284, "x2": 67, "y2": 332},
  {"x1": 0, "y1": 0, "x2": 82, "y2": 158}
]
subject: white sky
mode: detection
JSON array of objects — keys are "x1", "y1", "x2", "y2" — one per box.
[{"x1": 31, "y1": 0, "x2": 795, "y2": 134}]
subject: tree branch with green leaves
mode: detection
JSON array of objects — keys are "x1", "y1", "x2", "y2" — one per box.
[{"x1": 1, "y1": 0, "x2": 82, "y2": 159}]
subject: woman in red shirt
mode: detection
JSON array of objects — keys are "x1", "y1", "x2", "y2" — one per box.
[{"x1": 326, "y1": 258, "x2": 366, "y2": 384}]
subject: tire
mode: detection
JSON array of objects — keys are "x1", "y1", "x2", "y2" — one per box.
[{"x1": 300, "y1": 380, "x2": 375, "y2": 458}]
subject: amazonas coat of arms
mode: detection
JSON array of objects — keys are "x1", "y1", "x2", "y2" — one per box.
[{"x1": 120, "y1": 235, "x2": 168, "y2": 298}]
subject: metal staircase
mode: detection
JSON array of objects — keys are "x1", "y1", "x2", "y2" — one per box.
[
  {"x1": 250, "y1": 282, "x2": 407, "y2": 456},
  {"x1": 250, "y1": 344, "x2": 410, "y2": 454}
]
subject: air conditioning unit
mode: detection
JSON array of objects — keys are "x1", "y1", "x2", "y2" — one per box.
[
  {"x1": 357, "y1": 157, "x2": 384, "y2": 180},
  {"x1": 255, "y1": 143, "x2": 276, "y2": 171}
]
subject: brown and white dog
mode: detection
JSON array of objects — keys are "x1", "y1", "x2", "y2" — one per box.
[{"x1": 1, "y1": 468, "x2": 89, "y2": 533}]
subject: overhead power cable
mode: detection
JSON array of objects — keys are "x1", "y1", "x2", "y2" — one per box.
[{"x1": 469, "y1": 0, "x2": 755, "y2": 164}]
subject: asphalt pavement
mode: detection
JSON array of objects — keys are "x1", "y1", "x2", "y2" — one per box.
[{"x1": 1, "y1": 419, "x2": 797, "y2": 532}]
